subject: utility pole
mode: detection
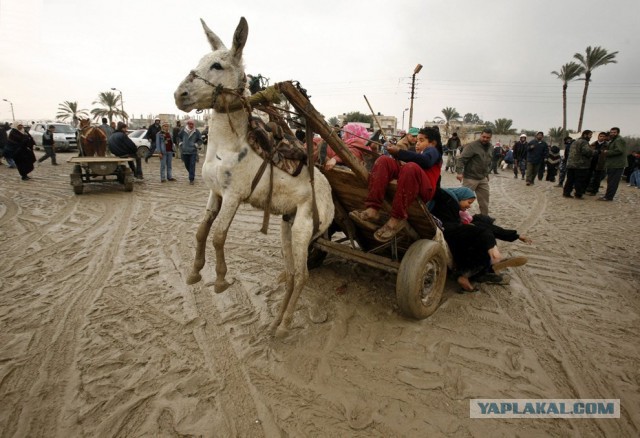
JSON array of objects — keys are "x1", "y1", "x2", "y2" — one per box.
[{"x1": 408, "y1": 64, "x2": 423, "y2": 130}]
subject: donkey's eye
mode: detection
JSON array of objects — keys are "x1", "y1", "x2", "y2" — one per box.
[{"x1": 210, "y1": 62, "x2": 223, "y2": 70}]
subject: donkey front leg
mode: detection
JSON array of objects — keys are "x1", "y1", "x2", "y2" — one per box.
[
  {"x1": 210, "y1": 196, "x2": 241, "y2": 293},
  {"x1": 187, "y1": 191, "x2": 220, "y2": 285}
]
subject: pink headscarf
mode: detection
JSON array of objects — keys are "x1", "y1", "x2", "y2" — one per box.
[{"x1": 342, "y1": 123, "x2": 370, "y2": 143}]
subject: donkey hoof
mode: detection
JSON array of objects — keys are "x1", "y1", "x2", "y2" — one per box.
[
  {"x1": 186, "y1": 272, "x2": 202, "y2": 285},
  {"x1": 214, "y1": 279, "x2": 233, "y2": 294}
]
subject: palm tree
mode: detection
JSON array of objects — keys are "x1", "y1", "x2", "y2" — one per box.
[
  {"x1": 548, "y1": 126, "x2": 565, "y2": 145},
  {"x1": 573, "y1": 46, "x2": 618, "y2": 131},
  {"x1": 551, "y1": 62, "x2": 584, "y2": 133},
  {"x1": 90, "y1": 91, "x2": 127, "y2": 123},
  {"x1": 56, "y1": 101, "x2": 89, "y2": 127},
  {"x1": 493, "y1": 118, "x2": 516, "y2": 135},
  {"x1": 436, "y1": 106, "x2": 461, "y2": 137}
]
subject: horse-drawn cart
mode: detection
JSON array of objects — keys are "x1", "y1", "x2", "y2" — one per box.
[
  {"x1": 276, "y1": 81, "x2": 448, "y2": 320},
  {"x1": 68, "y1": 156, "x2": 135, "y2": 194}
]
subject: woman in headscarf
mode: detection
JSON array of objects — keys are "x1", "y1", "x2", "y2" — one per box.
[
  {"x1": 430, "y1": 187, "x2": 532, "y2": 291},
  {"x1": 6, "y1": 123, "x2": 36, "y2": 180}
]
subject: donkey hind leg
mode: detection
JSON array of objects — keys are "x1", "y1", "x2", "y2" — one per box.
[
  {"x1": 211, "y1": 196, "x2": 241, "y2": 293},
  {"x1": 272, "y1": 213, "x2": 313, "y2": 334},
  {"x1": 270, "y1": 218, "x2": 296, "y2": 334},
  {"x1": 187, "y1": 191, "x2": 221, "y2": 285}
]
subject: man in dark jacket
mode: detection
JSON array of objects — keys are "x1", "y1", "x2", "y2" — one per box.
[
  {"x1": 585, "y1": 132, "x2": 608, "y2": 195},
  {"x1": 144, "y1": 118, "x2": 162, "y2": 163},
  {"x1": 557, "y1": 136, "x2": 573, "y2": 186},
  {"x1": 598, "y1": 127, "x2": 627, "y2": 201},
  {"x1": 513, "y1": 134, "x2": 527, "y2": 179},
  {"x1": 108, "y1": 122, "x2": 143, "y2": 179},
  {"x1": 455, "y1": 128, "x2": 493, "y2": 215},
  {"x1": 563, "y1": 130, "x2": 594, "y2": 199},
  {"x1": 524, "y1": 132, "x2": 548, "y2": 185}
]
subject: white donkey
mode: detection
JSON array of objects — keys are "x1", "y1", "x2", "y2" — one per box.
[{"x1": 173, "y1": 17, "x2": 334, "y2": 332}]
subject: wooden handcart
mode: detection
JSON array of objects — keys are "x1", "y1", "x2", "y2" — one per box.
[
  {"x1": 276, "y1": 81, "x2": 448, "y2": 319},
  {"x1": 67, "y1": 156, "x2": 135, "y2": 194}
]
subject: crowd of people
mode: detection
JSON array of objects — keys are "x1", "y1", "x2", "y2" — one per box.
[
  {"x1": 2, "y1": 117, "x2": 636, "y2": 292},
  {"x1": 0, "y1": 118, "x2": 205, "y2": 185}
]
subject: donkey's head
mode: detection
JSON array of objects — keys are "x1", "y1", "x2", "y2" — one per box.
[{"x1": 174, "y1": 17, "x2": 248, "y2": 112}]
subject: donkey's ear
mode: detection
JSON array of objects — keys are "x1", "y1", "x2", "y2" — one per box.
[
  {"x1": 230, "y1": 17, "x2": 248, "y2": 61},
  {"x1": 201, "y1": 18, "x2": 226, "y2": 51}
]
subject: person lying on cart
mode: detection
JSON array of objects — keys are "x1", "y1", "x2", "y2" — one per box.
[
  {"x1": 429, "y1": 187, "x2": 532, "y2": 292},
  {"x1": 349, "y1": 127, "x2": 442, "y2": 243},
  {"x1": 108, "y1": 122, "x2": 143, "y2": 179}
]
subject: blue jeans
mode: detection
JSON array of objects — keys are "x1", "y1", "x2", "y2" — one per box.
[
  {"x1": 181, "y1": 153, "x2": 197, "y2": 182},
  {"x1": 630, "y1": 169, "x2": 640, "y2": 187},
  {"x1": 160, "y1": 152, "x2": 173, "y2": 181}
]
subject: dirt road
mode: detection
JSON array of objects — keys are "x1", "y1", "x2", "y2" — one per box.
[{"x1": 1, "y1": 153, "x2": 638, "y2": 437}]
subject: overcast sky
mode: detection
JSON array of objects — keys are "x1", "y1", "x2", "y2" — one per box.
[{"x1": 1, "y1": 0, "x2": 638, "y2": 136}]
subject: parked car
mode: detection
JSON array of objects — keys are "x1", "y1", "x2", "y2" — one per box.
[
  {"x1": 127, "y1": 129, "x2": 150, "y2": 148},
  {"x1": 30, "y1": 122, "x2": 78, "y2": 151}
]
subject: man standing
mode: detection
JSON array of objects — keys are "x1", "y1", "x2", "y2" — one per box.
[
  {"x1": 513, "y1": 134, "x2": 527, "y2": 179},
  {"x1": 490, "y1": 141, "x2": 503, "y2": 174},
  {"x1": 144, "y1": 118, "x2": 163, "y2": 163},
  {"x1": 172, "y1": 120, "x2": 182, "y2": 158},
  {"x1": 396, "y1": 127, "x2": 419, "y2": 152},
  {"x1": 585, "y1": 132, "x2": 608, "y2": 196},
  {"x1": 445, "y1": 132, "x2": 461, "y2": 172},
  {"x1": 37, "y1": 125, "x2": 58, "y2": 165},
  {"x1": 562, "y1": 130, "x2": 594, "y2": 199},
  {"x1": 524, "y1": 131, "x2": 548, "y2": 186},
  {"x1": 178, "y1": 119, "x2": 203, "y2": 185},
  {"x1": 598, "y1": 127, "x2": 627, "y2": 201},
  {"x1": 99, "y1": 117, "x2": 114, "y2": 139},
  {"x1": 557, "y1": 136, "x2": 574, "y2": 187},
  {"x1": 456, "y1": 128, "x2": 493, "y2": 215}
]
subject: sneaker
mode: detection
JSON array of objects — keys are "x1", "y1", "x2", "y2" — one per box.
[
  {"x1": 189, "y1": 180, "x2": 194, "y2": 185},
  {"x1": 168, "y1": 178, "x2": 176, "y2": 181},
  {"x1": 161, "y1": 179, "x2": 167, "y2": 183},
  {"x1": 21, "y1": 176, "x2": 31, "y2": 180},
  {"x1": 52, "y1": 163, "x2": 59, "y2": 166}
]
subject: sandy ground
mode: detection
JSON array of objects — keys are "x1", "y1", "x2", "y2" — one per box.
[{"x1": 1, "y1": 151, "x2": 639, "y2": 437}]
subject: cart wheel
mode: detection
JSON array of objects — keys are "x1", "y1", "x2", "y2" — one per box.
[
  {"x1": 70, "y1": 165, "x2": 83, "y2": 195},
  {"x1": 123, "y1": 168, "x2": 134, "y2": 192},
  {"x1": 116, "y1": 165, "x2": 125, "y2": 184},
  {"x1": 137, "y1": 146, "x2": 149, "y2": 158},
  {"x1": 396, "y1": 239, "x2": 447, "y2": 319}
]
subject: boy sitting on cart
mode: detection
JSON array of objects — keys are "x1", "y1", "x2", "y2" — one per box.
[{"x1": 349, "y1": 127, "x2": 443, "y2": 242}]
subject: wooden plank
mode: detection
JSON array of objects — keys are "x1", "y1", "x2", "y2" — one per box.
[
  {"x1": 68, "y1": 157, "x2": 133, "y2": 164},
  {"x1": 314, "y1": 238, "x2": 399, "y2": 274}
]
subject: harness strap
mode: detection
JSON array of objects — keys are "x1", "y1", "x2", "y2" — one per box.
[{"x1": 306, "y1": 120, "x2": 320, "y2": 236}]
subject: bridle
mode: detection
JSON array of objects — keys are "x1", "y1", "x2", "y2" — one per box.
[{"x1": 187, "y1": 70, "x2": 250, "y2": 116}]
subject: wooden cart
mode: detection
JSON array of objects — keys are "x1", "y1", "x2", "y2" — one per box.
[
  {"x1": 67, "y1": 156, "x2": 135, "y2": 194},
  {"x1": 276, "y1": 81, "x2": 448, "y2": 319}
]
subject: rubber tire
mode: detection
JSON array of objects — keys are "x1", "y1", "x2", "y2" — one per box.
[
  {"x1": 71, "y1": 165, "x2": 83, "y2": 195},
  {"x1": 396, "y1": 239, "x2": 447, "y2": 319},
  {"x1": 123, "y1": 167, "x2": 134, "y2": 192}
]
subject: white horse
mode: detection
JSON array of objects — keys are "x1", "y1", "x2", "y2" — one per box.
[{"x1": 173, "y1": 17, "x2": 334, "y2": 333}]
